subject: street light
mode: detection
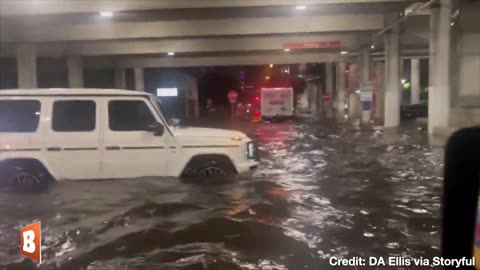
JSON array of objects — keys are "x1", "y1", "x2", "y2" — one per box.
[
  {"x1": 167, "y1": 52, "x2": 175, "y2": 56},
  {"x1": 269, "y1": 64, "x2": 274, "y2": 68},
  {"x1": 340, "y1": 51, "x2": 348, "y2": 55},
  {"x1": 295, "y1": 5, "x2": 307, "y2": 10},
  {"x1": 284, "y1": 48, "x2": 291, "y2": 52}
]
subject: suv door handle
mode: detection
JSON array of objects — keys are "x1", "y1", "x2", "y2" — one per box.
[
  {"x1": 105, "y1": 146, "x2": 121, "y2": 150},
  {"x1": 47, "y1": 147, "x2": 61, "y2": 152}
]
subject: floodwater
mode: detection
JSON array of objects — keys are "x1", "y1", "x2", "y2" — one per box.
[{"x1": 0, "y1": 119, "x2": 443, "y2": 270}]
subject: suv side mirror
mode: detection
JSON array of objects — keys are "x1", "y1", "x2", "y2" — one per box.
[
  {"x1": 146, "y1": 122, "x2": 164, "y2": 136},
  {"x1": 172, "y1": 118, "x2": 181, "y2": 126}
]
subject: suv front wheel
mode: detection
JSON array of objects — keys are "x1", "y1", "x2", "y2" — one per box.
[{"x1": 182, "y1": 155, "x2": 237, "y2": 178}]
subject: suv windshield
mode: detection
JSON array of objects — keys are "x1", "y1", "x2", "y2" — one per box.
[{"x1": 151, "y1": 97, "x2": 174, "y2": 126}]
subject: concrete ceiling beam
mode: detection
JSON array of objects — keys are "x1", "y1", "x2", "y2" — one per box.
[
  {"x1": 82, "y1": 47, "x2": 428, "y2": 69},
  {"x1": 84, "y1": 52, "x2": 342, "y2": 69},
  {"x1": 0, "y1": 33, "x2": 363, "y2": 57},
  {"x1": 1, "y1": 14, "x2": 385, "y2": 42},
  {"x1": 0, "y1": 0, "x2": 414, "y2": 16}
]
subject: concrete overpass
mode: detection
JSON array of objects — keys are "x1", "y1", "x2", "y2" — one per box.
[{"x1": 0, "y1": 0, "x2": 479, "y2": 145}]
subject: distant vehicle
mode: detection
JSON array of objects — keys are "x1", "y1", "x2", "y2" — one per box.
[
  {"x1": 235, "y1": 90, "x2": 261, "y2": 122},
  {"x1": 0, "y1": 89, "x2": 258, "y2": 191},
  {"x1": 401, "y1": 101, "x2": 428, "y2": 119},
  {"x1": 260, "y1": 87, "x2": 294, "y2": 120},
  {"x1": 235, "y1": 103, "x2": 261, "y2": 122}
]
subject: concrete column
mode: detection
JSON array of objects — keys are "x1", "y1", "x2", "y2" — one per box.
[
  {"x1": 336, "y1": 59, "x2": 347, "y2": 116},
  {"x1": 67, "y1": 56, "x2": 83, "y2": 88},
  {"x1": 307, "y1": 81, "x2": 318, "y2": 115},
  {"x1": 360, "y1": 46, "x2": 371, "y2": 123},
  {"x1": 410, "y1": 58, "x2": 421, "y2": 104},
  {"x1": 306, "y1": 84, "x2": 311, "y2": 112},
  {"x1": 299, "y1": 84, "x2": 310, "y2": 112},
  {"x1": 348, "y1": 92, "x2": 361, "y2": 118},
  {"x1": 456, "y1": 6, "x2": 480, "y2": 99},
  {"x1": 347, "y1": 63, "x2": 361, "y2": 118},
  {"x1": 114, "y1": 68, "x2": 126, "y2": 89},
  {"x1": 360, "y1": 47, "x2": 370, "y2": 84},
  {"x1": 374, "y1": 61, "x2": 385, "y2": 120},
  {"x1": 311, "y1": 83, "x2": 318, "y2": 115},
  {"x1": 134, "y1": 68, "x2": 145, "y2": 91},
  {"x1": 325, "y1": 62, "x2": 334, "y2": 118},
  {"x1": 428, "y1": 0, "x2": 452, "y2": 133},
  {"x1": 316, "y1": 80, "x2": 324, "y2": 117},
  {"x1": 16, "y1": 44, "x2": 37, "y2": 88},
  {"x1": 384, "y1": 23, "x2": 401, "y2": 127}
]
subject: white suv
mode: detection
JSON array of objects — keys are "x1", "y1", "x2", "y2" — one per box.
[{"x1": 0, "y1": 89, "x2": 257, "y2": 190}]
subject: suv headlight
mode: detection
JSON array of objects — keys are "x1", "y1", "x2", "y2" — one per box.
[{"x1": 247, "y1": 142, "x2": 256, "y2": 159}]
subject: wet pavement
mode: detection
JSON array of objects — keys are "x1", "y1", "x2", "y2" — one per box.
[{"x1": 0, "y1": 118, "x2": 443, "y2": 270}]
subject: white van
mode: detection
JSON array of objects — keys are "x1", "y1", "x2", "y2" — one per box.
[
  {"x1": 260, "y1": 87, "x2": 294, "y2": 119},
  {"x1": 0, "y1": 89, "x2": 258, "y2": 190}
]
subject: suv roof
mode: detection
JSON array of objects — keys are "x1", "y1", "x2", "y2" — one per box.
[{"x1": 0, "y1": 88, "x2": 152, "y2": 97}]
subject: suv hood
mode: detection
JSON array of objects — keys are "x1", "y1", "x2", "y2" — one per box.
[{"x1": 172, "y1": 126, "x2": 247, "y2": 139}]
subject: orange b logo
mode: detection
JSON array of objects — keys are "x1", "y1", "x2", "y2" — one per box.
[{"x1": 20, "y1": 221, "x2": 41, "y2": 263}]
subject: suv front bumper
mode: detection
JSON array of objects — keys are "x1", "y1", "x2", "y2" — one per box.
[{"x1": 236, "y1": 159, "x2": 258, "y2": 174}]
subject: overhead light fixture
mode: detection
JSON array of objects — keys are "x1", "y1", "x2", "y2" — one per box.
[
  {"x1": 167, "y1": 52, "x2": 175, "y2": 56},
  {"x1": 265, "y1": 76, "x2": 270, "y2": 80},
  {"x1": 284, "y1": 48, "x2": 291, "y2": 52},
  {"x1": 340, "y1": 51, "x2": 348, "y2": 55},
  {"x1": 295, "y1": 5, "x2": 307, "y2": 10},
  {"x1": 100, "y1": 11, "x2": 113, "y2": 17},
  {"x1": 370, "y1": 45, "x2": 375, "y2": 49}
]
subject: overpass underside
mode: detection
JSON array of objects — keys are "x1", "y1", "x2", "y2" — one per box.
[{"x1": 0, "y1": 0, "x2": 479, "y2": 145}]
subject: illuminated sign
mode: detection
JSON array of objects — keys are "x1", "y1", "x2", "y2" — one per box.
[{"x1": 157, "y1": 88, "x2": 178, "y2": 97}]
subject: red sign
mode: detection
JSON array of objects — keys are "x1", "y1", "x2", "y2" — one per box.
[
  {"x1": 228, "y1": 90, "x2": 239, "y2": 103},
  {"x1": 21, "y1": 221, "x2": 41, "y2": 263},
  {"x1": 283, "y1": 41, "x2": 341, "y2": 49},
  {"x1": 322, "y1": 94, "x2": 332, "y2": 102}
]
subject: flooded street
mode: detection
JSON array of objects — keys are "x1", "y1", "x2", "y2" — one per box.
[{"x1": 0, "y1": 119, "x2": 443, "y2": 270}]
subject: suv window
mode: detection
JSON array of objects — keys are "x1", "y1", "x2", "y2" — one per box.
[
  {"x1": 109, "y1": 100, "x2": 156, "y2": 131},
  {"x1": 52, "y1": 100, "x2": 96, "y2": 132},
  {"x1": 0, "y1": 100, "x2": 41, "y2": 132}
]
